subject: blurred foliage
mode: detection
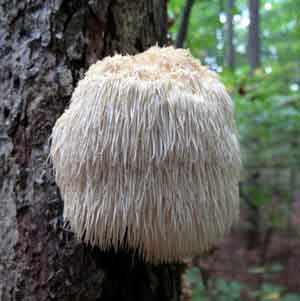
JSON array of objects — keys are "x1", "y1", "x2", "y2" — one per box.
[
  {"x1": 187, "y1": 267, "x2": 300, "y2": 300},
  {"x1": 168, "y1": 0, "x2": 300, "y2": 299},
  {"x1": 168, "y1": 0, "x2": 300, "y2": 226}
]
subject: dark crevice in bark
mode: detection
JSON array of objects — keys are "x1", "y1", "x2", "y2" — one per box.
[
  {"x1": 88, "y1": 248, "x2": 183, "y2": 301},
  {"x1": 135, "y1": 38, "x2": 144, "y2": 52},
  {"x1": 102, "y1": 0, "x2": 117, "y2": 56},
  {"x1": 3, "y1": 106, "x2": 10, "y2": 119}
]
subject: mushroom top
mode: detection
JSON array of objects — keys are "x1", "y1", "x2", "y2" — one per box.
[
  {"x1": 79, "y1": 46, "x2": 220, "y2": 95},
  {"x1": 53, "y1": 46, "x2": 239, "y2": 171}
]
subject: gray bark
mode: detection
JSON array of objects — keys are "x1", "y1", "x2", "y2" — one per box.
[
  {"x1": 224, "y1": 0, "x2": 235, "y2": 70},
  {"x1": 175, "y1": 0, "x2": 195, "y2": 48},
  {"x1": 0, "y1": 1, "x2": 183, "y2": 300},
  {"x1": 248, "y1": 0, "x2": 261, "y2": 71}
]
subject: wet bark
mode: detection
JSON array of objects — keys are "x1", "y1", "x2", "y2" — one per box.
[{"x1": 0, "y1": 1, "x2": 183, "y2": 300}]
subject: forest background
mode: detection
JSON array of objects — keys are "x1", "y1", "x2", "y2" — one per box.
[{"x1": 168, "y1": 0, "x2": 300, "y2": 300}]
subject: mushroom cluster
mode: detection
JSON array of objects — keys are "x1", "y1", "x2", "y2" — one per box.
[{"x1": 50, "y1": 46, "x2": 241, "y2": 263}]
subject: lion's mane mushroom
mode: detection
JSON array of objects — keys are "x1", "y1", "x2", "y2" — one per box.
[{"x1": 50, "y1": 46, "x2": 241, "y2": 263}]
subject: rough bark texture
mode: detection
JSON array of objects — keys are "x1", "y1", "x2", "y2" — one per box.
[{"x1": 0, "y1": 1, "x2": 183, "y2": 300}]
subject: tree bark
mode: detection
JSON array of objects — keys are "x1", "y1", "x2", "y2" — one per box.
[
  {"x1": 248, "y1": 0, "x2": 261, "y2": 71},
  {"x1": 0, "y1": 1, "x2": 184, "y2": 300},
  {"x1": 224, "y1": 0, "x2": 235, "y2": 70}
]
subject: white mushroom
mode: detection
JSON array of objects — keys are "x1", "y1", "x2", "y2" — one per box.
[{"x1": 50, "y1": 46, "x2": 241, "y2": 263}]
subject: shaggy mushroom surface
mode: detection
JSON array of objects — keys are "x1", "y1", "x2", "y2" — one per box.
[{"x1": 51, "y1": 46, "x2": 241, "y2": 263}]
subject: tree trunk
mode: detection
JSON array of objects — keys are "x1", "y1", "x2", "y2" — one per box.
[
  {"x1": 0, "y1": 1, "x2": 183, "y2": 300},
  {"x1": 175, "y1": 0, "x2": 195, "y2": 48},
  {"x1": 224, "y1": 0, "x2": 235, "y2": 70},
  {"x1": 245, "y1": 0, "x2": 261, "y2": 250},
  {"x1": 248, "y1": 0, "x2": 261, "y2": 71}
]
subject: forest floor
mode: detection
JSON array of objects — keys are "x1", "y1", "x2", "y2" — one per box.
[
  {"x1": 196, "y1": 230, "x2": 300, "y2": 299},
  {"x1": 185, "y1": 205, "x2": 300, "y2": 301},
  {"x1": 190, "y1": 207, "x2": 300, "y2": 300}
]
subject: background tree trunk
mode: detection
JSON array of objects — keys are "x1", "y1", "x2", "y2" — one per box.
[
  {"x1": 248, "y1": 0, "x2": 261, "y2": 71},
  {"x1": 0, "y1": 1, "x2": 183, "y2": 300},
  {"x1": 224, "y1": 0, "x2": 235, "y2": 70},
  {"x1": 175, "y1": 0, "x2": 195, "y2": 48},
  {"x1": 244, "y1": 0, "x2": 262, "y2": 251}
]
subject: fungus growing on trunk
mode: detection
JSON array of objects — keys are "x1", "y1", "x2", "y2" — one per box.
[{"x1": 50, "y1": 46, "x2": 241, "y2": 263}]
